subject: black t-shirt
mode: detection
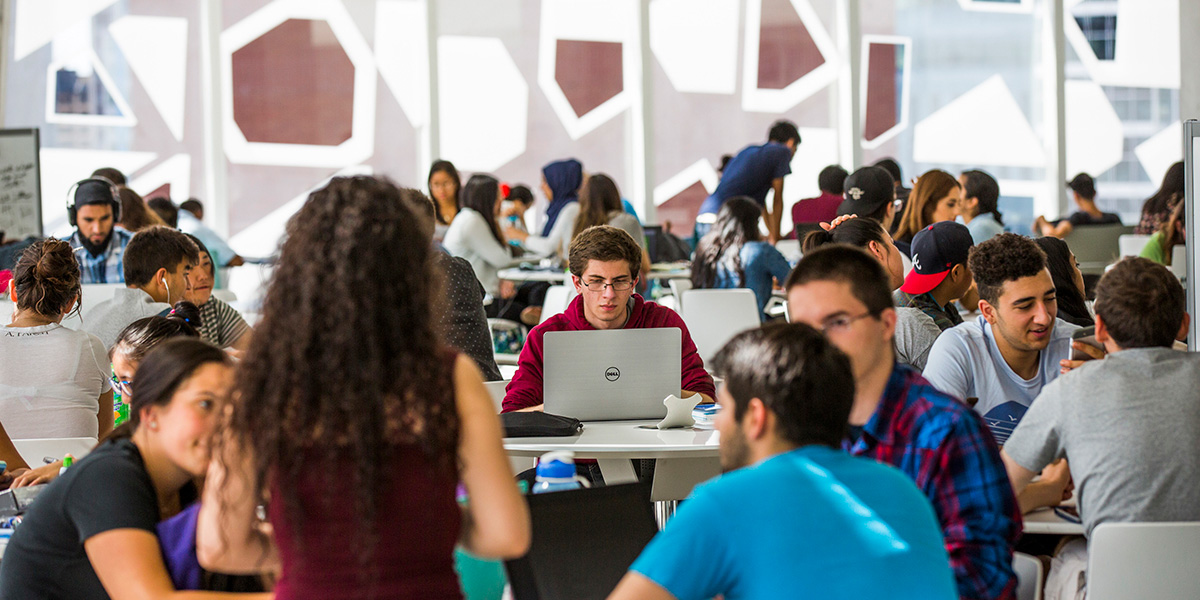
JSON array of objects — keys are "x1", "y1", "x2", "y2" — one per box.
[
  {"x1": 0, "y1": 439, "x2": 163, "y2": 599},
  {"x1": 1062, "y1": 211, "x2": 1122, "y2": 227}
]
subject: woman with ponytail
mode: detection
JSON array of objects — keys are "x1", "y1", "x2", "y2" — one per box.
[
  {"x1": 959, "y1": 170, "x2": 1005, "y2": 244},
  {"x1": 0, "y1": 338, "x2": 267, "y2": 599},
  {"x1": 0, "y1": 239, "x2": 114, "y2": 439}
]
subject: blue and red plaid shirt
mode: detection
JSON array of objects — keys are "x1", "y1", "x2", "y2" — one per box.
[{"x1": 846, "y1": 364, "x2": 1022, "y2": 600}]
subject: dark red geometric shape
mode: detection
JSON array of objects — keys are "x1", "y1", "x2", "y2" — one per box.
[
  {"x1": 655, "y1": 181, "x2": 708, "y2": 239},
  {"x1": 757, "y1": 0, "x2": 824, "y2": 90},
  {"x1": 555, "y1": 39, "x2": 623, "y2": 118},
  {"x1": 146, "y1": 184, "x2": 171, "y2": 201},
  {"x1": 232, "y1": 19, "x2": 354, "y2": 146},
  {"x1": 864, "y1": 42, "x2": 902, "y2": 142}
]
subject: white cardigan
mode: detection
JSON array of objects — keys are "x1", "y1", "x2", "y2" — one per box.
[
  {"x1": 524, "y1": 202, "x2": 580, "y2": 258},
  {"x1": 442, "y1": 208, "x2": 513, "y2": 295}
]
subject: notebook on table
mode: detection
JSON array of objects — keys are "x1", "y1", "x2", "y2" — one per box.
[{"x1": 542, "y1": 328, "x2": 681, "y2": 421}]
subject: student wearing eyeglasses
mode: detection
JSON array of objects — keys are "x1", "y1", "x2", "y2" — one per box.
[
  {"x1": 502, "y1": 226, "x2": 715, "y2": 412},
  {"x1": 786, "y1": 245, "x2": 1021, "y2": 600}
]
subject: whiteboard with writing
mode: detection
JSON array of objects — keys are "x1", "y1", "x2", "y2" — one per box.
[{"x1": 0, "y1": 129, "x2": 42, "y2": 240}]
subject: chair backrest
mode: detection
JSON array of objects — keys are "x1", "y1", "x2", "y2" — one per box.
[
  {"x1": 1118, "y1": 234, "x2": 1153, "y2": 258},
  {"x1": 482, "y1": 380, "x2": 508, "y2": 412},
  {"x1": 775, "y1": 239, "x2": 801, "y2": 262},
  {"x1": 1168, "y1": 245, "x2": 1187, "y2": 279},
  {"x1": 539, "y1": 285, "x2": 578, "y2": 324},
  {"x1": 680, "y1": 289, "x2": 761, "y2": 363},
  {"x1": 1061, "y1": 224, "x2": 1134, "y2": 275},
  {"x1": 68, "y1": 283, "x2": 126, "y2": 330},
  {"x1": 667, "y1": 278, "x2": 693, "y2": 311},
  {"x1": 505, "y1": 483, "x2": 657, "y2": 600},
  {"x1": 1088, "y1": 522, "x2": 1200, "y2": 600},
  {"x1": 1013, "y1": 551, "x2": 1044, "y2": 600}
]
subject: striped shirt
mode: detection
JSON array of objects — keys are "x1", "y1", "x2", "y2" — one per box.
[
  {"x1": 67, "y1": 228, "x2": 134, "y2": 284},
  {"x1": 196, "y1": 298, "x2": 250, "y2": 348}
]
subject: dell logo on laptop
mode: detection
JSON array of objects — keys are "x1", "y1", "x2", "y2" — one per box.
[{"x1": 605, "y1": 367, "x2": 621, "y2": 381}]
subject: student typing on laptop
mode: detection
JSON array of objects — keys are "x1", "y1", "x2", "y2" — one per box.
[{"x1": 503, "y1": 226, "x2": 714, "y2": 412}]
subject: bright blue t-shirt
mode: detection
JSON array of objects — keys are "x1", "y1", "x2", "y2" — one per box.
[
  {"x1": 712, "y1": 241, "x2": 792, "y2": 319},
  {"x1": 630, "y1": 446, "x2": 957, "y2": 600},
  {"x1": 699, "y1": 142, "x2": 793, "y2": 215}
]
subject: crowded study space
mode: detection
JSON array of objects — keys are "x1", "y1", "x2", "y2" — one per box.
[{"x1": 1, "y1": 0, "x2": 1199, "y2": 598}]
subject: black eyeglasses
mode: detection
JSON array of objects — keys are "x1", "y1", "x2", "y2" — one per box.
[
  {"x1": 581, "y1": 279, "x2": 634, "y2": 292},
  {"x1": 819, "y1": 310, "x2": 878, "y2": 334}
]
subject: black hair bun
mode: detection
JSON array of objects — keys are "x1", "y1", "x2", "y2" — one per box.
[{"x1": 169, "y1": 301, "x2": 202, "y2": 328}]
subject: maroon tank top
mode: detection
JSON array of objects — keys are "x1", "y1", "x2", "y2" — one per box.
[{"x1": 269, "y1": 446, "x2": 463, "y2": 600}]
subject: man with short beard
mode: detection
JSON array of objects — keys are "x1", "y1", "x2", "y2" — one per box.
[
  {"x1": 608, "y1": 323, "x2": 956, "y2": 600},
  {"x1": 65, "y1": 177, "x2": 133, "y2": 284}
]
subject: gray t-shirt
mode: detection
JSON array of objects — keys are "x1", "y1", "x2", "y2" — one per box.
[
  {"x1": 894, "y1": 307, "x2": 942, "y2": 371},
  {"x1": 82, "y1": 287, "x2": 171, "y2": 350},
  {"x1": 922, "y1": 315, "x2": 1079, "y2": 444},
  {"x1": 1004, "y1": 348, "x2": 1200, "y2": 538}
]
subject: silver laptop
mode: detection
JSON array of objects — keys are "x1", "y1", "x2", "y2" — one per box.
[
  {"x1": 12, "y1": 437, "x2": 98, "y2": 467},
  {"x1": 543, "y1": 328, "x2": 682, "y2": 421}
]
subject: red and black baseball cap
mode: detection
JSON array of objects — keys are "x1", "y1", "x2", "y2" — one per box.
[{"x1": 900, "y1": 221, "x2": 974, "y2": 295}]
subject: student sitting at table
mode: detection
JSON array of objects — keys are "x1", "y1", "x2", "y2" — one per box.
[
  {"x1": 182, "y1": 235, "x2": 252, "y2": 352},
  {"x1": 786, "y1": 246, "x2": 1020, "y2": 600},
  {"x1": 921, "y1": 233, "x2": 1083, "y2": 444},
  {"x1": 195, "y1": 176, "x2": 530, "y2": 599},
  {"x1": 503, "y1": 158, "x2": 583, "y2": 259},
  {"x1": 0, "y1": 338, "x2": 268, "y2": 600},
  {"x1": 608, "y1": 323, "x2": 957, "y2": 600},
  {"x1": 1001, "y1": 257, "x2": 1200, "y2": 600},
  {"x1": 691, "y1": 196, "x2": 792, "y2": 321},
  {"x1": 10, "y1": 303, "x2": 203, "y2": 488},
  {"x1": 801, "y1": 216, "x2": 943, "y2": 370},
  {"x1": 83, "y1": 225, "x2": 200, "y2": 350},
  {"x1": 0, "y1": 239, "x2": 114, "y2": 440},
  {"x1": 503, "y1": 225, "x2": 715, "y2": 412}
]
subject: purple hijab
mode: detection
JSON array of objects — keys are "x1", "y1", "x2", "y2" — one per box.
[{"x1": 541, "y1": 159, "x2": 583, "y2": 236}]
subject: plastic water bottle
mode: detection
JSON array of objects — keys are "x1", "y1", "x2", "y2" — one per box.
[{"x1": 532, "y1": 451, "x2": 589, "y2": 494}]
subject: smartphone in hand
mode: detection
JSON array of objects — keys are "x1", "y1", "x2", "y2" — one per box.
[{"x1": 1070, "y1": 326, "x2": 1102, "y2": 361}]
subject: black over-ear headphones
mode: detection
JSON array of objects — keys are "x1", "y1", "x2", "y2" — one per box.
[{"x1": 66, "y1": 177, "x2": 121, "y2": 228}]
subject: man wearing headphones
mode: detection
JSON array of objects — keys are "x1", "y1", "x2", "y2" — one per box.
[{"x1": 65, "y1": 177, "x2": 133, "y2": 284}]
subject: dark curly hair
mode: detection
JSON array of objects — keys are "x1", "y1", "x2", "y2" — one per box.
[
  {"x1": 225, "y1": 176, "x2": 457, "y2": 568},
  {"x1": 968, "y1": 233, "x2": 1047, "y2": 305},
  {"x1": 12, "y1": 239, "x2": 81, "y2": 318}
]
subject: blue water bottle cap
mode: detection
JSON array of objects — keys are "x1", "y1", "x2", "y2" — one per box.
[{"x1": 536, "y1": 458, "x2": 575, "y2": 479}]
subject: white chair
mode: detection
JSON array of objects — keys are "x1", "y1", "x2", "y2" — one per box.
[
  {"x1": 666, "y1": 278, "x2": 693, "y2": 312},
  {"x1": 1088, "y1": 522, "x2": 1200, "y2": 600},
  {"x1": 1013, "y1": 551, "x2": 1044, "y2": 600},
  {"x1": 64, "y1": 283, "x2": 124, "y2": 330},
  {"x1": 774, "y1": 239, "x2": 801, "y2": 262},
  {"x1": 482, "y1": 380, "x2": 509, "y2": 412},
  {"x1": 1167, "y1": 245, "x2": 1186, "y2": 280},
  {"x1": 539, "y1": 285, "x2": 577, "y2": 324},
  {"x1": 1117, "y1": 234, "x2": 1153, "y2": 258},
  {"x1": 680, "y1": 289, "x2": 760, "y2": 363}
]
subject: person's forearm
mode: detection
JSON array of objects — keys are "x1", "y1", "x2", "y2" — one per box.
[{"x1": 1016, "y1": 480, "x2": 1062, "y2": 514}]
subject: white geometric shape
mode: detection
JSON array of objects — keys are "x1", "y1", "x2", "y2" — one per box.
[
  {"x1": 39, "y1": 148, "x2": 158, "y2": 237},
  {"x1": 537, "y1": 0, "x2": 638, "y2": 140},
  {"x1": 221, "y1": 0, "x2": 377, "y2": 168},
  {"x1": 109, "y1": 16, "x2": 189, "y2": 141},
  {"x1": 13, "y1": 0, "x2": 118, "y2": 61},
  {"x1": 741, "y1": 0, "x2": 839, "y2": 113},
  {"x1": 859, "y1": 35, "x2": 912, "y2": 150},
  {"x1": 1064, "y1": 80, "x2": 1124, "y2": 177},
  {"x1": 228, "y1": 165, "x2": 373, "y2": 257},
  {"x1": 913, "y1": 75, "x2": 1046, "y2": 167},
  {"x1": 1064, "y1": 0, "x2": 1180, "y2": 89},
  {"x1": 438, "y1": 36, "x2": 528, "y2": 171},
  {"x1": 1135, "y1": 121, "x2": 1183, "y2": 186},
  {"x1": 781, "y1": 127, "x2": 839, "y2": 235},
  {"x1": 958, "y1": 0, "x2": 1033, "y2": 13},
  {"x1": 649, "y1": 0, "x2": 738, "y2": 95},
  {"x1": 653, "y1": 159, "x2": 720, "y2": 207},
  {"x1": 128, "y1": 154, "x2": 192, "y2": 202},
  {"x1": 375, "y1": 0, "x2": 429, "y2": 127},
  {"x1": 45, "y1": 48, "x2": 137, "y2": 127}
]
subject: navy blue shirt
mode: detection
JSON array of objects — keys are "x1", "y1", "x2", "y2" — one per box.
[{"x1": 699, "y1": 142, "x2": 793, "y2": 215}]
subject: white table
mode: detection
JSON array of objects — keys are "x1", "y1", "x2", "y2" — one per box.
[
  {"x1": 504, "y1": 420, "x2": 721, "y2": 503},
  {"x1": 1023, "y1": 499, "x2": 1084, "y2": 535}
]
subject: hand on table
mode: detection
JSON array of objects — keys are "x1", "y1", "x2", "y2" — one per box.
[
  {"x1": 1040, "y1": 459, "x2": 1074, "y2": 505},
  {"x1": 11, "y1": 462, "x2": 61, "y2": 488}
]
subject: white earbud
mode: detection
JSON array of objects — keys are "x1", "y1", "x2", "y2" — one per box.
[{"x1": 162, "y1": 277, "x2": 171, "y2": 303}]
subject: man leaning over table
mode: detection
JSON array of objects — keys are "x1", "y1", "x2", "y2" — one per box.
[
  {"x1": 786, "y1": 245, "x2": 1021, "y2": 600},
  {"x1": 608, "y1": 323, "x2": 956, "y2": 600},
  {"x1": 502, "y1": 225, "x2": 714, "y2": 413},
  {"x1": 1001, "y1": 257, "x2": 1200, "y2": 600}
]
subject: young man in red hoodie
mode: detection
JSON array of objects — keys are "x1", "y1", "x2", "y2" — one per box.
[{"x1": 502, "y1": 225, "x2": 714, "y2": 412}]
